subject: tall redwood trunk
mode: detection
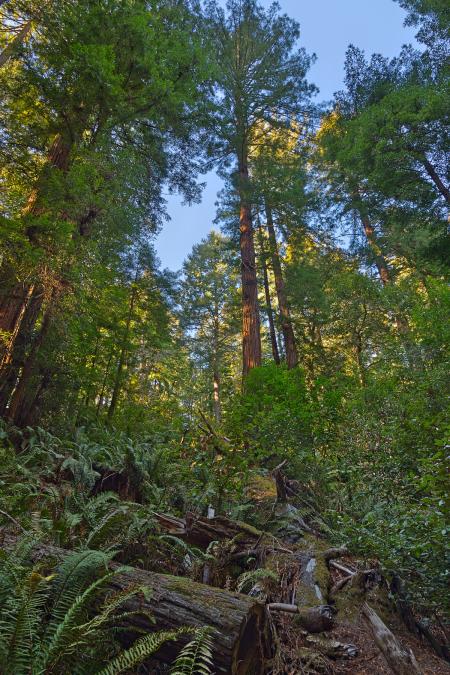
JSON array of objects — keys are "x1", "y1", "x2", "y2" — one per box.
[
  {"x1": 7, "y1": 293, "x2": 55, "y2": 426},
  {"x1": 0, "y1": 285, "x2": 43, "y2": 416},
  {"x1": 0, "y1": 283, "x2": 36, "y2": 366},
  {"x1": 265, "y1": 203, "x2": 298, "y2": 369},
  {"x1": 212, "y1": 308, "x2": 222, "y2": 423},
  {"x1": 258, "y1": 227, "x2": 280, "y2": 365},
  {"x1": 238, "y1": 155, "x2": 261, "y2": 377},
  {"x1": 0, "y1": 135, "x2": 71, "y2": 364}
]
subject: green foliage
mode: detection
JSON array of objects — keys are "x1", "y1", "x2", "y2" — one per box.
[
  {"x1": 236, "y1": 568, "x2": 279, "y2": 594},
  {"x1": 227, "y1": 363, "x2": 313, "y2": 466},
  {"x1": 0, "y1": 544, "x2": 145, "y2": 673},
  {"x1": 170, "y1": 627, "x2": 214, "y2": 675}
]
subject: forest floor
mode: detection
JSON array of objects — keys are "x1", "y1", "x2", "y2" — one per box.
[{"x1": 147, "y1": 467, "x2": 450, "y2": 674}]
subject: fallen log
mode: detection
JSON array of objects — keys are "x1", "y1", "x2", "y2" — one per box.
[
  {"x1": 184, "y1": 512, "x2": 264, "y2": 549},
  {"x1": 362, "y1": 602, "x2": 423, "y2": 675},
  {"x1": 0, "y1": 534, "x2": 273, "y2": 674}
]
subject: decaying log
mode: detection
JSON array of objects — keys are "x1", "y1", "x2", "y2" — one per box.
[
  {"x1": 1, "y1": 534, "x2": 273, "y2": 674},
  {"x1": 184, "y1": 512, "x2": 263, "y2": 549},
  {"x1": 268, "y1": 604, "x2": 334, "y2": 633},
  {"x1": 362, "y1": 602, "x2": 423, "y2": 675},
  {"x1": 296, "y1": 605, "x2": 335, "y2": 633},
  {"x1": 306, "y1": 635, "x2": 358, "y2": 659}
]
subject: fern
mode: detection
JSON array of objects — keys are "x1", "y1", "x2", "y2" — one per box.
[
  {"x1": 85, "y1": 508, "x2": 130, "y2": 550},
  {"x1": 170, "y1": 627, "x2": 214, "y2": 675},
  {"x1": 236, "y1": 568, "x2": 279, "y2": 594},
  {"x1": 46, "y1": 549, "x2": 113, "y2": 639},
  {"x1": 96, "y1": 627, "x2": 196, "y2": 675}
]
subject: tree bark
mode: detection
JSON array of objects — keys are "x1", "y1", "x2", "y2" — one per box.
[
  {"x1": 0, "y1": 134, "x2": 72, "y2": 405},
  {"x1": 422, "y1": 157, "x2": 450, "y2": 204},
  {"x1": 0, "y1": 283, "x2": 36, "y2": 367},
  {"x1": 7, "y1": 290, "x2": 56, "y2": 426},
  {"x1": 107, "y1": 281, "x2": 137, "y2": 420},
  {"x1": 0, "y1": 285, "x2": 43, "y2": 416},
  {"x1": 358, "y1": 212, "x2": 391, "y2": 286},
  {"x1": 258, "y1": 226, "x2": 281, "y2": 365},
  {"x1": 362, "y1": 603, "x2": 423, "y2": 675},
  {"x1": 212, "y1": 307, "x2": 222, "y2": 423},
  {"x1": 0, "y1": 534, "x2": 274, "y2": 675},
  {"x1": 0, "y1": 19, "x2": 32, "y2": 68},
  {"x1": 238, "y1": 154, "x2": 261, "y2": 377},
  {"x1": 265, "y1": 203, "x2": 298, "y2": 369}
]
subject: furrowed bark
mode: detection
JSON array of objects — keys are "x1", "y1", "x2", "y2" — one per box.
[{"x1": 238, "y1": 154, "x2": 261, "y2": 377}]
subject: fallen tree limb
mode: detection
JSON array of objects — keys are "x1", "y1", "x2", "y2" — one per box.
[
  {"x1": 329, "y1": 560, "x2": 355, "y2": 576},
  {"x1": 268, "y1": 604, "x2": 335, "y2": 633},
  {"x1": 0, "y1": 533, "x2": 273, "y2": 674},
  {"x1": 362, "y1": 602, "x2": 423, "y2": 675}
]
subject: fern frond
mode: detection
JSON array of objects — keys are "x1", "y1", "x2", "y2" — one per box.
[
  {"x1": 96, "y1": 627, "x2": 194, "y2": 675},
  {"x1": 170, "y1": 627, "x2": 214, "y2": 675},
  {"x1": 39, "y1": 569, "x2": 120, "y2": 669},
  {"x1": 46, "y1": 550, "x2": 112, "y2": 639},
  {"x1": 85, "y1": 508, "x2": 130, "y2": 550},
  {"x1": 4, "y1": 568, "x2": 51, "y2": 675},
  {"x1": 236, "y1": 568, "x2": 278, "y2": 594},
  {"x1": 158, "y1": 535, "x2": 203, "y2": 559}
]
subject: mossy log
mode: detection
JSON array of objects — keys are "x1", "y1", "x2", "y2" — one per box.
[{"x1": 0, "y1": 534, "x2": 273, "y2": 674}]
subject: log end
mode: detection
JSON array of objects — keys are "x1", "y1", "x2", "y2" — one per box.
[{"x1": 232, "y1": 604, "x2": 274, "y2": 675}]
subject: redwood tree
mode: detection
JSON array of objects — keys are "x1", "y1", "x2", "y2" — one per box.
[{"x1": 206, "y1": 0, "x2": 314, "y2": 375}]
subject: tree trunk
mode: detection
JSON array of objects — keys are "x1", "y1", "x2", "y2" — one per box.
[
  {"x1": 358, "y1": 212, "x2": 391, "y2": 286},
  {"x1": 0, "y1": 285, "x2": 43, "y2": 416},
  {"x1": 258, "y1": 226, "x2": 281, "y2": 365},
  {"x1": 96, "y1": 348, "x2": 114, "y2": 418},
  {"x1": 0, "y1": 134, "x2": 72, "y2": 381},
  {"x1": 0, "y1": 534, "x2": 274, "y2": 675},
  {"x1": 265, "y1": 203, "x2": 298, "y2": 369},
  {"x1": 0, "y1": 283, "x2": 36, "y2": 366},
  {"x1": 107, "y1": 281, "x2": 137, "y2": 420},
  {"x1": 358, "y1": 211, "x2": 410, "y2": 334},
  {"x1": 0, "y1": 19, "x2": 32, "y2": 68},
  {"x1": 422, "y1": 157, "x2": 450, "y2": 204},
  {"x1": 238, "y1": 154, "x2": 261, "y2": 377},
  {"x1": 7, "y1": 291, "x2": 56, "y2": 426},
  {"x1": 212, "y1": 308, "x2": 222, "y2": 423},
  {"x1": 213, "y1": 363, "x2": 221, "y2": 424},
  {"x1": 362, "y1": 603, "x2": 423, "y2": 675}
]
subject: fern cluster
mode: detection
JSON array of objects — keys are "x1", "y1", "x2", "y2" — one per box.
[{"x1": 0, "y1": 540, "x2": 213, "y2": 674}]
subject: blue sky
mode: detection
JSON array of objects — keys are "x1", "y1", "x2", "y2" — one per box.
[{"x1": 156, "y1": 0, "x2": 418, "y2": 271}]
